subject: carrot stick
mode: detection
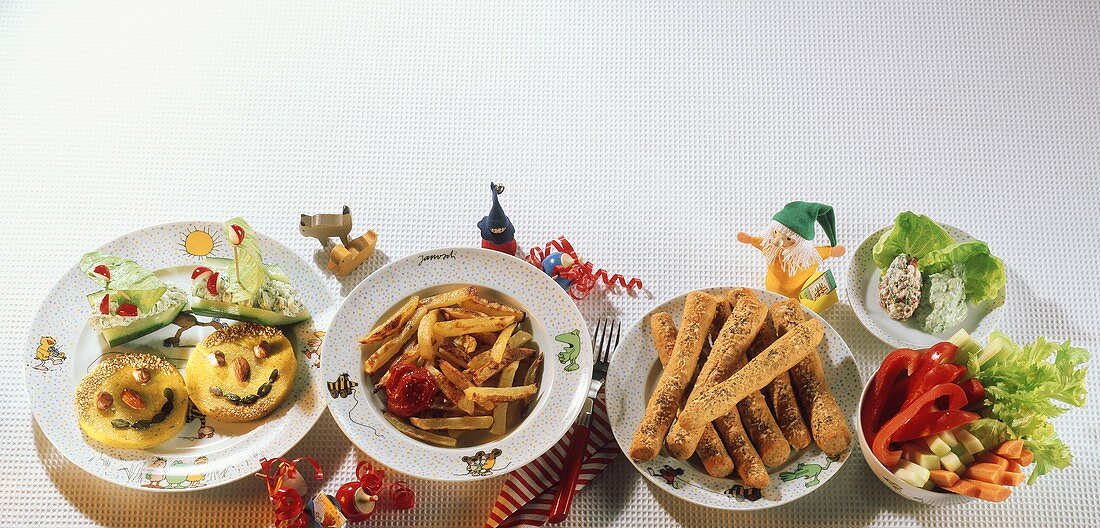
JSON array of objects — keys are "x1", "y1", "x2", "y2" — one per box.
[
  {"x1": 994, "y1": 439, "x2": 1024, "y2": 459},
  {"x1": 929, "y1": 469, "x2": 960, "y2": 488}
]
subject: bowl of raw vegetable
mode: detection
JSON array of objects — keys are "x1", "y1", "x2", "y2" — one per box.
[{"x1": 856, "y1": 330, "x2": 1088, "y2": 504}]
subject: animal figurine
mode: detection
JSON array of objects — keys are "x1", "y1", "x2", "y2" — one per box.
[
  {"x1": 737, "y1": 201, "x2": 845, "y2": 299},
  {"x1": 477, "y1": 183, "x2": 517, "y2": 256},
  {"x1": 300, "y1": 206, "x2": 378, "y2": 277},
  {"x1": 300, "y1": 206, "x2": 354, "y2": 246}
]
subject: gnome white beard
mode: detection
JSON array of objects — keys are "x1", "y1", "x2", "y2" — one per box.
[{"x1": 760, "y1": 221, "x2": 822, "y2": 274}]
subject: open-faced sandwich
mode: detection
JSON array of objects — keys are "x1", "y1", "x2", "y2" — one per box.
[
  {"x1": 80, "y1": 252, "x2": 188, "y2": 348},
  {"x1": 189, "y1": 217, "x2": 311, "y2": 326},
  {"x1": 873, "y1": 212, "x2": 1006, "y2": 334}
]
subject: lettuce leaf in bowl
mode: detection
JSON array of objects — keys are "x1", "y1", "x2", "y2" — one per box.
[
  {"x1": 918, "y1": 240, "x2": 1006, "y2": 304},
  {"x1": 872, "y1": 212, "x2": 955, "y2": 270}
]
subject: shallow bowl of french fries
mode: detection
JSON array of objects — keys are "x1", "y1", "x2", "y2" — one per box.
[
  {"x1": 605, "y1": 287, "x2": 864, "y2": 510},
  {"x1": 322, "y1": 248, "x2": 592, "y2": 481}
]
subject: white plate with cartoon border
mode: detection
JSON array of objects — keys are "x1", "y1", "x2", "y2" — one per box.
[
  {"x1": 24, "y1": 221, "x2": 332, "y2": 491},
  {"x1": 322, "y1": 247, "x2": 592, "y2": 482},
  {"x1": 845, "y1": 224, "x2": 1005, "y2": 350},
  {"x1": 605, "y1": 287, "x2": 861, "y2": 510}
]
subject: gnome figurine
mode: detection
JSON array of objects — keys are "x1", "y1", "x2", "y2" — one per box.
[
  {"x1": 737, "y1": 202, "x2": 845, "y2": 298},
  {"x1": 477, "y1": 182, "x2": 517, "y2": 256}
]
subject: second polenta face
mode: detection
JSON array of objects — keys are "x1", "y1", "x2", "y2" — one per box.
[{"x1": 185, "y1": 323, "x2": 297, "y2": 423}]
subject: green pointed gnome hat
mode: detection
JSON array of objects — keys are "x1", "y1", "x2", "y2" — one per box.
[{"x1": 772, "y1": 201, "x2": 837, "y2": 246}]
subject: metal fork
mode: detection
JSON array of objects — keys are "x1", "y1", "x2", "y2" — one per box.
[{"x1": 548, "y1": 319, "x2": 620, "y2": 524}]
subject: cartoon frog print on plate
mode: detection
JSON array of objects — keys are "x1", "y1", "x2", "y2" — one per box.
[
  {"x1": 462, "y1": 449, "x2": 505, "y2": 477},
  {"x1": 555, "y1": 329, "x2": 581, "y2": 372},
  {"x1": 185, "y1": 322, "x2": 297, "y2": 423},
  {"x1": 779, "y1": 455, "x2": 840, "y2": 487},
  {"x1": 32, "y1": 336, "x2": 66, "y2": 371}
]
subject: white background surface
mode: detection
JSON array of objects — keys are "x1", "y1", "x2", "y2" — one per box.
[{"x1": 1, "y1": 1, "x2": 1098, "y2": 527}]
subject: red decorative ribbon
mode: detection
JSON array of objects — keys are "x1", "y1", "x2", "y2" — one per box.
[{"x1": 525, "y1": 236, "x2": 643, "y2": 300}]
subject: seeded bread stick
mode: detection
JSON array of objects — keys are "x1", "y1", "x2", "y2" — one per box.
[
  {"x1": 650, "y1": 312, "x2": 734, "y2": 478},
  {"x1": 714, "y1": 410, "x2": 770, "y2": 489},
  {"x1": 730, "y1": 325, "x2": 792, "y2": 467},
  {"x1": 748, "y1": 318, "x2": 812, "y2": 451},
  {"x1": 678, "y1": 318, "x2": 823, "y2": 431},
  {"x1": 629, "y1": 292, "x2": 717, "y2": 461},
  {"x1": 770, "y1": 300, "x2": 852, "y2": 456},
  {"x1": 665, "y1": 289, "x2": 767, "y2": 460}
]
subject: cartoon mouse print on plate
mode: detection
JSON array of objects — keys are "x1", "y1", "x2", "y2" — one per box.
[
  {"x1": 304, "y1": 331, "x2": 325, "y2": 368},
  {"x1": 555, "y1": 329, "x2": 581, "y2": 372},
  {"x1": 32, "y1": 336, "x2": 65, "y2": 371},
  {"x1": 461, "y1": 449, "x2": 510, "y2": 477},
  {"x1": 647, "y1": 465, "x2": 685, "y2": 488}
]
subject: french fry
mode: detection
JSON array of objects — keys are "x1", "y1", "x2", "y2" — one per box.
[
  {"x1": 360, "y1": 296, "x2": 419, "y2": 344},
  {"x1": 491, "y1": 361, "x2": 521, "y2": 435},
  {"x1": 456, "y1": 335, "x2": 478, "y2": 355},
  {"x1": 364, "y1": 306, "x2": 429, "y2": 374},
  {"x1": 425, "y1": 364, "x2": 477, "y2": 414},
  {"x1": 519, "y1": 354, "x2": 542, "y2": 416},
  {"x1": 438, "y1": 360, "x2": 474, "y2": 390},
  {"x1": 441, "y1": 307, "x2": 485, "y2": 320},
  {"x1": 465, "y1": 385, "x2": 537, "y2": 408},
  {"x1": 410, "y1": 416, "x2": 494, "y2": 431},
  {"x1": 374, "y1": 339, "x2": 419, "y2": 390},
  {"x1": 434, "y1": 316, "x2": 516, "y2": 338},
  {"x1": 420, "y1": 286, "x2": 478, "y2": 310},
  {"x1": 383, "y1": 412, "x2": 457, "y2": 447},
  {"x1": 418, "y1": 309, "x2": 440, "y2": 361},
  {"x1": 469, "y1": 347, "x2": 536, "y2": 385},
  {"x1": 460, "y1": 296, "x2": 526, "y2": 322},
  {"x1": 509, "y1": 330, "x2": 533, "y2": 349},
  {"x1": 490, "y1": 324, "x2": 517, "y2": 363},
  {"x1": 435, "y1": 342, "x2": 470, "y2": 369},
  {"x1": 467, "y1": 350, "x2": 492, "y2": 371}
]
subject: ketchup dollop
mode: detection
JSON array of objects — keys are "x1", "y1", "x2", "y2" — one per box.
[{"x1": 384, "y1": 364, "x2": 438, "y2": 417}]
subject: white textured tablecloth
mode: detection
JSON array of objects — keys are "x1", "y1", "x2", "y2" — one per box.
[{"x1": 2, "y1": 1, "x2": 1098, "y2": 527}]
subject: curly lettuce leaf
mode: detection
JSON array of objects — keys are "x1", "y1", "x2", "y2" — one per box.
[
  {"x1": 918, "y1": 240, "x2": 1006, "y2": 304},
  {"x1": 78, "y1": 252, "x2": 166, "y2": 312},
  {"x1": 969, "y1": 332, "x2": 1089, "y2": 484},
  {"x1": 224, "y1": 217, "x2": 267, "y2": 303},
  {"x1": 872, "y1": 212, "x2": 955, "y2": 270}
]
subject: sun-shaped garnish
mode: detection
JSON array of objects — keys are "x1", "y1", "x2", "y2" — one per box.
[{"x1": 179, "y1": 226, "x2": 220, "y2": 258}]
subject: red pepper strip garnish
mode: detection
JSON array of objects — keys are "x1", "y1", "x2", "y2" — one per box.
[
  {"x1": 890, "y1": 409, "x2": 980, "y2": 443},
  {"x1": 861, "y1": 348, "x2": 920, "y2": 438},
  {"x1": 99, "y1": 293, "x2": 110, "y2": 314},
  {"x1": 872, "y1": 383, "x2": 968, "y2": 467},
  {"x1": 959, "y1": 378, "x2": 986, "y2": 408},
  {"x1": 116, "y1": 304, "x2": 139, "y2": 317},
  {"x1": 926, "y1": 341, "x2": 959, "y2": 365},
  {"x1": 903, "y1": 362, "x2": 965, "y2": 409}
]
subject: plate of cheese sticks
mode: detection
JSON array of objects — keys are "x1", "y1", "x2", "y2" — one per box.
[{"x1": 605, "y1": 287, "x2": 863, "y2": 509}]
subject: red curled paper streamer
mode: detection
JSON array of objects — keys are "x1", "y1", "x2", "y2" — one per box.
[
  {"x1": 356, "y1": 460, "x2": 387, "y2": 494},
  {"x1": 388, "y1": 481, "x2": 416, "y2": 510},
  {"x1": 271, "y1": 488, "x2": 308, "y2": 528},
  {"x1": 525, "y1": 236, "x2": 643, "y2": 300}
]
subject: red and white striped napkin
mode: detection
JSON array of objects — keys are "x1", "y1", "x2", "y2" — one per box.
[{"x1": 484, "y1": 390, "x2": 618, "y2": 528}]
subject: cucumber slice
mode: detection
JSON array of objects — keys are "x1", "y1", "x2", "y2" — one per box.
[
  {"x1": 955, "y1": 428, "x2": 985, "y2": 455},
  {"x1": 940, "y1": 451, "x2": 964, "y2": 474},
  {"x1": 897, "y1": 460, "x2": 931, "y2": 484},
  {"x1": 97, "y1": 301, "x2": 186, "y2": 348},
  {"x1": 903, "y1": 443, "x2": 941, "y2": 470},
  {"x1": 204, "y1": 257, "x2": 290, "y2": 283},
  {"x1": 938, "y1": 429, "x2": 959, "y2": 448},
  {"x1": 191, "y1": 298, "x2": 310, "y2": 326},
  {"x1": 924, "y1": 435, "x2": 952, "y2": 456}
]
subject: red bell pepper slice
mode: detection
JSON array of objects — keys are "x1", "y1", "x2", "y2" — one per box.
[
  {"x1": 959, "y1": 378, "x2": 986, "y2": 407},
  {"x1": 903, "y1": 363, "x2": 965, "y2": 409},
  {"x1": 861, "y1": 348, "x2": 920, "y2": 438},
  {"x1": 890, "y1": 409, "x2": 980, "y2": 443},
  {"x1": 871, "y1": 383, "x2": 968, "y2": 467},
  {"x1": 926, "y1": 341, "x2": 958, "y2": 365}
]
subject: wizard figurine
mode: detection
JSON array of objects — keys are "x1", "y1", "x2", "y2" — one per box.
[
  {"x1": 737, "y1": 201, "x2": 845, "y2": 298},
  {"x1": 477, "y1": 182, "x2": 517, "y2": 256}
]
